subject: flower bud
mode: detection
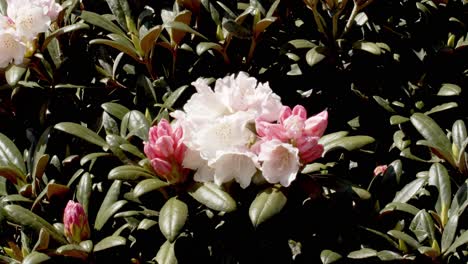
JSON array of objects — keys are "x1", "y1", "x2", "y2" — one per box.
[{"x1": 63, "y1": 201, "x2": 90, "y2": 243}]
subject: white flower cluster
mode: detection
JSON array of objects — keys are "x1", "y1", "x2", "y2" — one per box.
[
  {"x1": 171, "y1": 72, "x2": 328, "y2": 189},
  {"x1": 0, "y1": 0, "x2": 61, "y2": 68}
]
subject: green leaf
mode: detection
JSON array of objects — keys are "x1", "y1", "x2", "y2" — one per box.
[
  {"x1": 249, "y1": 186, "x2": 287, "y2": 227},
  {"x1": 387, "y1": 230, "x2": 421, "y2": 249},
  {"x1": 137, "y1": 219, "x2": 158, "y2": 230},
  {"x1": 390, "y1": 115, "x2": 410, "y2": 125},
  {"x1": 108, "y1": 165, "x2": 154, "y2": 181},
  {"x1": 424, "y1": 102, "x2": 458, "y2": 116},
  {"x1": 189, "y1": 182, "x2": 237, "y2": 212},
  {"x1": 392, "y1": 178, "x2": 426, "y2": 203},
  {"x1": 320, "y1": 249, "x2": 342, "y2": 264},
  {"x1": 373, "y1": 96, "x2": 396, "y2": 113},
  {"x1": 319, "y1": 131, "x2": 349, "y2": 146},
  {"x1": 0, "y1": 132, "x2": 26, "y2": 175},
  {"x1": 359, "y1": 227, "x2": 399, "y2": 249},
  {"x1": 222, "y1": 20, "x2": 251, "y2": 39},
  {"x1": 450, "y1": 179, "x2": 468, "y2": 217},
  {"x1": 42, "y1": 23, "x2": 90, "y2": 50},
  {"x1": 5, "y1": 65, "x2": 27, "y2": 86},
  {"x1": 94, "y1": 236, "x2": 126, "y2": 252},
  {"x1": 0, "y1": 166, "x2": 26, "y2": 186},
  {"x1": 381, "y1": 202, "x2": 420, "y2": 215},
  {"x1": 438, "y1": 83, "x2": 461, "y2": 96},
  {"x1": 410, "y1": 113, "x2": 455, "y2": 167},
  {"x1": 101, "y1": 102, "x2": 130, "y2": 120},
  {"x1": 347, "y1": 248, "x2": 377, "y2": 259},
  {"x1": 94, "y1": 200, "x2": 127, "y2": 231},
  {"x1": 140, "y1": 25, "x2": 163, "y2": 55},
  {"x1": 254, "y1": 17, "x2": 276, "y2": 38},
  {"x1": 159, "y1": 85, "x2": 188, "y2": 112},
  {"x1": 77, "y1": 172, "x2": 92, "y2": 215},
  {"x1": 306, "y1": 46, "x2": 327, "y2": 67},
  {"x1": 165, "y1": 21, "x2": 207, "y2": 41},
  {"x1": 54, "y1": 122, "x2": 109, "y2": 150},
  {"x1": 452, "y1": 120, "x2": 466, "y2": 155},
  {"x1": 22, "y1": 251, "x2": 50, "y2": 264},
  {"x1": 155, "y1": 240, "x2": 177, "y2": 264},
  {"x1": 95, "y1": 180, "x2": 122, "y2": 231},
  {"x1": 323, "y1": 136, "x2": 375, "y2": 154},
  {"x1": 444, "y1": 230, "x2": 468, "y2": 255},
  {"x1": 353, "y1": 41, "x2": 381, "y2": 55},
  {"x1": 56, "y1": 244, "x2": 88, "y2": 260},
  {"x1": 3, "y1": 205, "x2": 67, "y2": 244},
  {"x1": 120, "y1": 110, "x2": 150, "y2": 141},
  {"x1": 133, "y1": 178, "x2": 169, "y2": 198},
  {"x1": 119, "y1": 144, "x2": 146, "y2": 159},
  {"x1": 80, "y1": 11, "x2": 127, "y2": 37},
  {"x1": 428, "y1": 163, "x2": 451, "y2": 226},
  {"x1": 441, "y1": 214, "x2": 458, "y2": 253},
  {"x1": 90, "y1": 39, "x2": 141, "y2": 62},
  {"x1": 288, "y1": 39, "x2": 316, "y2": 49},
  {"x1": 409, "y1": 209, "x2": 435, "y2": 244},
  {"x1": 377, "y1": 250, "x2": 402, "y2": 261},
  {"x1": 80, "y1": 153, "x2": 111, "y2": 166},
  {"x1": 196, "y1": 42, "x2": 224, "y2": 56},
  {"x1": 159, "y1": 197, "x2": 188, "y2": 242},
  {"x1": 104, "y1": 0, "x2": 128, "y2": 31}
]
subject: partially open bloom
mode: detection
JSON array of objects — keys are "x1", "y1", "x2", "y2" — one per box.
[
  {"x1": 144, "y1": 119, "x2": 189, "y2": 184},
  {"x1": 256, "y1": 105, "x2": 328, "y2": 164},
  {"x1": 63, "y1": 201, "x2": 90, "y2": 243}
]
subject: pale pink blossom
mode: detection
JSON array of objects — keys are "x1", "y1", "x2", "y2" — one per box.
[
  {"x1": 144, "y1": 119, "x2": 188, "y2": 184},
  {"x1": 63, "y1": 201, "x2": 90, "y2": 243},
  {"x1": 0, "y1": 18, "x2": 26, "y2": 67},
  {"x1": 36, "y1": 0, "x2": 62, "y2": 21},
  {"x1": 7, "y1": 0, "x2": 51, "y2": 39},
  {"x1": 208, "y1": 150, "x2": 259, "y2": 188},
  {"x1": 258, "y1": 140, "x2": 300, "y2": 187}
]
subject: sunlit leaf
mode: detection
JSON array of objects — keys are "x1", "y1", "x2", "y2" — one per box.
[
  {"x1": 387, "y1": 230, "x2": 421, "y2": 249},
  {"x1": 95, "y1": 180, "x2": 122, "y2": 231},
  {"x1": 438, "y1": 83, "x2": 461, "y2": 96},
  {"x1": 54, "y1": 122, "x2": 109, "y2": 150},
  {"x1": 249, "y1": 186, "x2": 287, "y2": 227},
  {"x1": 80, "y1": 11, "x2": 127, "y2": 36},
  {"x1": 159, "y1": 197, "x2": 188, "y2": 242},
  {"x1": 347, "y1": 248, "x2": 377, "y2": 259},
  {"x1": 155, "y1": 240, "x2": 177, "y2": 264},
  {"x1": 101, "y1": 102, "x2": 130, "y2": 120},
  {"x1": 94, "y1": 236, "x2": 126, "y2": 252},
  {"x1": 189, "y1": 182, "x2": 237, "y2": 212},
  {"x1": 428, "y1": 163, "x2": 451, "y2": 226},
  {"x1": 133, "y1": 178, "x2": 168, "y2": 198},
  {"x1": 320, "y1": 249, "x2": 342, "y2": 264},
  {"x1": 323, "y1": 136, "x2": 375, "y2": 154},
  {"x1": 3, "y1": 205, "x2": 67, "y2": 244}
]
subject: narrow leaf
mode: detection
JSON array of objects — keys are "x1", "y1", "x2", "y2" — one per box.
[
  {"x1": 54, "y1": 122, "x2": 108, "y2": 150},
  {"x1": 133, "y1": 178, "x2": 169, "y2": 198},
  {"x1": 94, "y1": 236, "x2": 126, "y2": 251},
  {"x1": 80, "y1": 11, "x2": 127, "y2": 36}
]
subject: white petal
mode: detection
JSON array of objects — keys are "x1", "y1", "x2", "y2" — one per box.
[
  {"x1": 259, "y1": 140, "x2": 300, "y2": 187},
  {"x1": 209, "y1": 150, "x2": 259, "y2": 188}
]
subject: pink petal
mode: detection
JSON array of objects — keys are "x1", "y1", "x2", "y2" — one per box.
[
  {"x1": 292, "y1": 105, "x2": 307, "y2": 119},
  {"x1": 256, "y1": 119, "x2": 287, "y2": 141},
  {"x1": 151, "y1": 158, "x2": 172, "y2": 176},
  {"x1": 156, "y1": 118, "x2": 172, "y2": 137},
  {"x1": 155, "y1": 136, "x2": 175, "y2": 158},
  {"x1": 279, "y1": 106, "x2": 292, "y2": 123},
  {"x1": 173, "y1": 141, "x2": 187, "y2": 163},
  {"x1": 304, "y1": 110, "x2": 328, "y2": 137},
  {"x1": 300, "y1": 144, "x2": 324, "y2": 164}
]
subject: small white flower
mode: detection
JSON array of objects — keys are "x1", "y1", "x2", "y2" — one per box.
[
  {"x1": 209, "y1": 150, "x2": 259, "y2": 188},
  {"x1": 7, "y1": 0, "x2": 50, "y2": 39},
  {"x1": 258, "y1": 139, "x2": 300, "y2": 187}
]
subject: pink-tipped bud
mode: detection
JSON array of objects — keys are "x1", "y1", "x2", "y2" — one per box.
[
  {"x1": 374, "y1": 165, "x2": 388, "y2": 177},
  {"x1": 63, "y1": 201, "x2": 90, "y2": 243},
  {"x1": 144, "y1": 119, "x2": 188, "y2": 184}
]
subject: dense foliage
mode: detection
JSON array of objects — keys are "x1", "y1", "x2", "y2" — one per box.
[{"x1": 0, "y1": 0, "x2": 467, "y2": 263}]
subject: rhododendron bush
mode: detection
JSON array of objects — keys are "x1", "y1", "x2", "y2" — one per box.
[{"x1": 0, "y1": 0, "x2": 467, "y2": 263}]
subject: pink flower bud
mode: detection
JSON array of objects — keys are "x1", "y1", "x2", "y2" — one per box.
[
  {"x1": 144, "y1": 118, "x2": 189, "y2": 184},
  {"x1": 373, "y1": 165, "x2": 388, "y2": 177},
  {"x1": 63, "y1": 201, "x2": 90, "y2": 243}
]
